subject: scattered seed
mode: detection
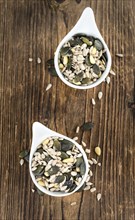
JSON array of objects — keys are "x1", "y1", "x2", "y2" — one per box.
[
  {"x1": 37, "y1": 57, "x2": 41, "y2": 63},
  {"x1": 90, "y1": 187, "x2": 96, "y2": 192},
  {"x1": 19, "y1": 150, "x2": 29, "y2": 159},
  {"x1": 89, "y1": 170, "x2": 93, "y2": 177},
  {"x1": 91, "y1": 158, "x2": 97, "y2": 164},
  {"x1": 20, "y1": 159, "x2": 24, "y2": 166},
  {"x1": 116, "y1": 53, "x2": 123, "y2": 58},
  {"x1": 29, "y1": 58, "x2": 33, "y2": 62},
  {"x1": 86, "y1": 182, "x2": 93, "y2": 186},
  {"x1": 95, "y1": 146, "x2": 101, "y2": 156},
  {"x1": 31, "y1": 189, "x2": 35, "y2": 193},
  {"x1": 98, "y1": 92, "x2": 103, "y2": 100},
  {"x1": 88, "y1": 159, "x2": 93, "y2": 165},
  {"x1": 71, "y1": 202, "x2": 77, "y2": 206},
  {"x1": 84, "y1": 185, "x2": 90, "y2": 190},
  {"x1": 92, "y1": 98, "x2": 96, "y2": 106},
  {"x1": 46, "y1": 83, "x2": 52, "y2": 91},
  {"x1": 106, "y1": 76, "x2": 110, "y2": 84},
  {"x1": 81, "y1": 141, "x2": 86, "y2": 147},
  {"x1": 81, "y1": 122, "x2": 94, "y2": 131},
  {"x1": 110, "y1": 69, "x2": 116, "y2": 76},
  {"x1": 76, "y1": 126, "x2": 80, "y2": 134},
  {"x1": 73, "y1": 136, "x2": 78, "y2": 141},
  {"x1": 97, "y1": 193, "x2": 101, "y2": 201},
  {"x1": 98, "y1": 162, "x2": 101, "y2": 166},
  {"x1": 85, "y1": 149, "x2": 91, "y2": 154}
]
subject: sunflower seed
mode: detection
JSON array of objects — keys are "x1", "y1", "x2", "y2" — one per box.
[
  {"x1": 86, "y1": 182, "x2": 93, "y2": 186},
  {"x1": 106, "y1": 76, "x2": 110, "y2": 84},
  {"x1": 92, "y1": 98, "x2": 96, "y2": 106},
  {"x1": 90, "y1": 187, "x2": 96, "y2": 192},
  {"x1": 19, "y1": 159, "x2": 24, "y2": 166},
  {"x1": 76, "y1": 126, "x2": 80, "y2": 133},
  {"x1": 29, "y1": 58, "x2": 33, "y2": 62},
  {"x1": 84, "y1": 185, "x2": 91, "y2": 190},
  {"x1": 110, "y1": 69, "x2": 116, "y2": 76},
  {"x1": 116, "y1": 53, "x2": 123, "y2": 58},
  {"x1": 85, "y1": 149, "x2": 91, "y2": 154},
  {"x1": 98, "y1": 92, "x2": 103, "y2": 100},
  {"x1": 73, "y1": 136, "x2": 78, "y2": 141},
  {"x1": 46, "y1": 83, "x2": 52, "y2": 91},
  {"x1": 91, "y1": 158, "x2": 97, "y2": 164},
  {"x1": 89, "y1": 170, "x2": 93, "y2": 177},
  {"x1": 81, "y1": 141, "x2": 86, "y2": 147},
  {"x1": 88, "y1": 159, "x2": 94, "y2": 165},
  {"x1": 37, "y1": 57, "x2": 41, "y2": 64},
  {"x1": 71, "y1": 202, "x2": 77, "y2": 206},
  {"x1": 97, "y1": 193, "x2": 101, "y2": 201}
]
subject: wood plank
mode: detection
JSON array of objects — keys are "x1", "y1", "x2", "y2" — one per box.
[{"x1": 0, "y1": 0, "x2": 135, "y2": 219}]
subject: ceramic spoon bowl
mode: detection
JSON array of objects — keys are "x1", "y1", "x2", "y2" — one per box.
[
  {"x1": 29, "y1": 122, "x2": 89, "y2": 197},
  {"x1": 54, "y1": 7, "x2": 111, "y2": 89}
]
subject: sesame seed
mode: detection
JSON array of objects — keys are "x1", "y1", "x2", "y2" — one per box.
[{"x1": 31, "y1": 189, "x2": 35, "y2": 193}]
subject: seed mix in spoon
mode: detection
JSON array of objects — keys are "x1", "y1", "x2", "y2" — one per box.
[{"x1": 58, "y1": 35, "x2": 107, "y2": 86}]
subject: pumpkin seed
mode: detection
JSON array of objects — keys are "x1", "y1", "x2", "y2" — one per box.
[
  {"x1": 72, "y1": 79, "x2": 81, "y2": 85},
  {"x1": 33, "y1": 165, "x2": 44, "y2": 176},
  {"x1": 61, "y1": 151, "x2": 69, "y2": 159},
  {"x1": 76, "y1": 157, "x2": 83, "y2": 167},
  {"x1": 81, "y1": 122, "x2": 94, "y2": 131},
  {"x1": 67, "y1": 57, "x2": 72, "y2": 70},
  {"x1": 24, "y1": 153, "x2": 30, "y2": 162},
  {"x1": 53, "y1": 139, "x2": 61, "y2": 151},
  {"x1": 60, "y1": 47, "x2": 70, "y2": 55},
  {"x1": 48, "y1": 165, "x2": 59, "y2": 176},
  {"x1": 73, "y1": 72, "x2": 83, "y2": 83},
  {"x1": 44, "y1": 155, "x2": 52, "y2": 163},
  {"x1": 85, "y1": 55, "x2": 91, "y2": 66},
  {"x1": 69, "y1": 183, "x2": 77, "y2": 192},
  {"x1": 37, "y1": 188, "x2": 44, "y2": 196},
  {"x1": 19, "y1": 150, "x2": 29, "y2": 159},
  {"x1": 95, "y1": 146, "x2": 101, "y2": 156},
  {"x1": 81, "y1": 37, "x2": 92, "y2": 46},
  {"x1": 60, "y1": 139, "x2": 73, "y2": 152},
  {"x1": 81, "y1": 77, "x2": 91, "y2": 85},
  {"x1": 80, "y1": 162, "x2": 86, "y2": 175},
  {"x1": 92, "y1": 64, "x2": 100, "y2": 75},
  {"x1": 37, "y1": 148, "x2": 44, "y2": 154},
  {"x1": 46, "y1": 58, "x2": 54, "y2": 66},
  {"x1": 94, "y1": 39, "x2": 103, "y2": 51},
  {"x1": 48, "y1": 67, "x2": 58, "y2": 77},
  {"x1": 55, "y1": 175, "x2": 65, "y2": 183}
]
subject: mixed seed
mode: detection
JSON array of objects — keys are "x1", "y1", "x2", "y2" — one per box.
[
  {"x1": 31, "y1": 137, "x2": 86, "y2": 193},
  {"x1": 58, "y1": 35, "x2": 107, "y2": 86}
]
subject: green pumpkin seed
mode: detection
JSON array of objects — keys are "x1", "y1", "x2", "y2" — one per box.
[
  {"x1": 37, "y1": 188, "x2": 44, "y2": 196},
  {"x1": 48, "y1": 67, "x2": 58, "y2": 77},
  {"x1": 72, "y1": 80, "x2": 81, "y2": 85},
  {"x1": 94, "y1": 39, "x2": 103, "y2": 51},
  {"x1": 76, "y1": 157, "x2": 84, "y2": 167},
  {"x1": 61, "y1": 151, "x2": 69, "y2": 159},
  {"x1": 60, "y1": 47, "x2": 70, "y2": 55},
  {"x1": 55, "y1": 175, "x2": 65, "y2": 183},
  {"x1": 60, "y1": 139, "x2": 73, "y2": 152},
  {"x1": 81, "y1": 37, "x2": 92, "y2": 46},
  {"x1": 81, "y1": 122, "x2": 94, "y2": 131},
  {"x1": 73, "y1": 72, "x2": 83, "y2": 83},
  {"x1": 69, "y1": 183, "x2": 77, "y2": 192},
  {"x1": 24, "y1": 153, "x2": 30, "y2": 162},
  {"x1": 33, "y1": 165, "x2": 44, "y2": 176},
  {"x1": 81, "y1": 77, "x2": 91, "y2": 85},
  {"x1": 44, "y1": 156, "x2": 52, "y2": 163},
  {"x1": 46, "y1": 58, "x2": 54, "y2": 67},
  {"x1": 64, "y1": 173, "x2": 71, "y2": 181},
  {"x1": 48, "y1": 165, "x2": 59, "y2": 176},
  {"x1": 75, "y1": 37, "x2": 83, "y2": 45},
  {"x1": 64, "y1": 179, "x2": 73, "y2": 189},
  {"x1": 19, "y1": 150, "x2": 29, "y2": 159},
  {"x1": 37, "y1": 148, "x2": 44, "y2": 154},
  {"x1": 53, "y1": 139, "x2": 61, "y2": 151},
  {"x1": 67, "y1": 57, "x2": 72, "y2": 70},
  {"x1": 92, "y1": 64, "x2": 100, "y2": 75},
  {"x1": 80, "y1": 162, "x2": 86, "y2": 175},
  {"x1": 85, "y1": 55, "x2": 92, "y2": 66}
]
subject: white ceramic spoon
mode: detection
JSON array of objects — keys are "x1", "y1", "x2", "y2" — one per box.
[
  {"x1": 54, "y1": 7, "x2": 112, "y2": 89},
  {"x1": 29, "y1": 122, "x2": 89, "y2": 197}
]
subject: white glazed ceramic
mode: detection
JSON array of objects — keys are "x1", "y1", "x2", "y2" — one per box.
[
  {"x1": 29, "y1": 122, "x2": 89, "y2": 197},
  {"x1": 54, "y1": 7, "x2": 112, "y2": 89}
]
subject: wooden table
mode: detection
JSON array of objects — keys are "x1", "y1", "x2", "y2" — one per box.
[{"x1": 0, "y1": 0, "x2": 135, "y2": 219}]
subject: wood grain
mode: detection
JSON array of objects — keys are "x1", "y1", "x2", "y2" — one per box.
[{"x1": 0, "y1": 0, "x2": 135, "y2": 219}]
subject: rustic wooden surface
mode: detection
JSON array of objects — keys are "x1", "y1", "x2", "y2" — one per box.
[{"x1": 0, "y1": 0, "x2": 135, "y2": 219}]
